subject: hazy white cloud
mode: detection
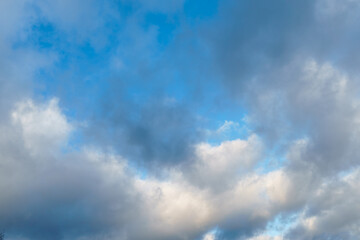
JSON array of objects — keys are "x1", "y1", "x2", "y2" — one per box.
[
  {"x1": 187, "y1": 135, "x2": 263, "y2": 190},
  {"x1": 0, "y1": 98, "x2": 291, "y2": 240},
  {"x1": 11, "y1": 98, "x2": 72, "y2": 155},
  {"x1": 246, "y1": 235, "x2": 283, "y2": 240}
]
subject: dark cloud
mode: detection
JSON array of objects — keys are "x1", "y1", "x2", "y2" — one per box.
[
  {"x1": 285, "y1": 169, "x2": 360, "y2": 239},
  {"x1": 176, "y1": 0, "x2": 360, "y2": 238},
  {"x1": 188, "y1": 0, "x2": 360, "y2": 174},
  {"x1": 86, "y1": 96, "x2": 201, "y2": 168}
]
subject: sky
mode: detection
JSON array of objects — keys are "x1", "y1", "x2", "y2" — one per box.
[{"x1": 1, "y1": 0, "x2": 360, "y2": 239}]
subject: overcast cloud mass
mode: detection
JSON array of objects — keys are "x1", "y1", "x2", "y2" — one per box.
[{"x1": 1, "y1": 0, "x2": 360, "y2": 239}]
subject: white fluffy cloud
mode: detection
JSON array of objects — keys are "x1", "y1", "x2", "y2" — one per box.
[
  {"x1": 11, "y1": 98, "x2": 72, "y2": 155},
  {"x1": 2, "y1": 87, "x2": 359, "y2": 239},
  {"x1": 0, "y1": 98, "x2": 293, "y2": 240}
]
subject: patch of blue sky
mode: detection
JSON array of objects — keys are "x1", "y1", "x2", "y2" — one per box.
[
  {"x1": 256, "y1": 125, "x2": 311, "y2": 173},
  {"x1": 129, "y1": 160, "x2": 149, "y2": 180},
  {"x1": 16, "y1": 0, "x2": 240, "y2": 156},
  {"x1": 160, "y1": 64, "x2": 250, "y2": 145},
  {"x1": 199, "y1": 227, "x2": 220, "y2": 240},
  {"x1": 112, "y1": 0, "x2": 136, "y2": 19},
  {"x1": 29, "y1": 29, "x2": 117, "y2": 112},
  {"x1": 255, "y1": 137, "x2": 290, "y2": 173},
  {"x1": 63, "y1": 130, "x2": 85, "y2": 153},
  {"x1": 142, "y1": 12, "x2": 180, "y2": 47},
  {"x1": 255, "y1": 135, "x2": 291, "y2": 173},
  {"x1": 184, "y1": 0, "x2": 219, "y2": 21},
  {"x1": 15, "y1": 22, "x2": 103, "y2": 91},
  {"x1": 256, "y1": 156, "x2": 287, "y2": 174},
  {"x1": 204, "y1": 118, "x2": 251, "y2": 145},
  {"x1": 197, "y1": 94, "x2": 250, "y2": 145},
  {"x1": 265, "y1": 213, "x2": 299, "y2": 238},
  {"x1": 33, "y1": 52, "x2": 113, "y2": 113},
  {"x1": 28, "y1": 22, "x2": 57, "y2": 50}
]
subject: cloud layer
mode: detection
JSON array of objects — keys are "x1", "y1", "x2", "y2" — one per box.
[{"x1": 1, "y1": 0, "x2": 360, "y2": 240}]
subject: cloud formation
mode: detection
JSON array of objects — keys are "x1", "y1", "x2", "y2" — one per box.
[{"x1": 1, "y1": 0, "x2": 360, "y2": 240}]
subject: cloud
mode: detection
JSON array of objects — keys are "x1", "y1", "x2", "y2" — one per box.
[
  {"x1": 0, "y1": 98, "x2": 289, "y2": 240},
  {"x1": 0, "y1": 98, "x2": 138, "y2": 240},
  {"x1": 285, "y1": 168, "x2": 360, "y2": 239},
  {"x1": 3, "y1": 98, "x2": 358, "y2": 240},
  {"x1": 246, "y1": 235, "x2": 283, "y2": 240},
  {"x1": 11, "y1": 98, "x2": 72, "y2": 155},
  {"x1": 185, "y1": 134, "x2": 263, "y2": 190},
  {"x1": 1, "y1": 0, "x2": 360, "y2": 239}
]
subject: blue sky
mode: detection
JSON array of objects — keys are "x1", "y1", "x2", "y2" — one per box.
[{"x1": 1, "y1": 0, "x2": 360, "y2": 240}]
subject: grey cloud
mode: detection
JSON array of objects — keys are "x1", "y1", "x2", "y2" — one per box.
[
  {"x1": 0, "y1": 105, "x2": 140, "y2": 240},
  {"x1": 189, "y1": 0, "x2": 360, "y2": 173},
  {"x1": 238, "y1": 59, "x2": 360, "y2": 238},
  {"x1": 201, "y1": 0, "x2": 360, "y2": 90},
  {"x1": 0, "y1": 99, "x2": 202, "y2": 240},
  {"x1": 87, "y1": 0, "x2": 360, "y2": 238},
  {"x1": 83, "y1": 96, "x2": 201, "y2": 169},
  {"x1": 14, "y1": 0, "x2": 204, "y2": 169},
  {"x1": 285, "y1": 169, "x2": 360, "y2": 239},
  {"x1": 0, "y1": 99, "x2": 291, "y2": 240},
  {"x1": 175, "y1": 0, "x2": 360, "y2": 238}
]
